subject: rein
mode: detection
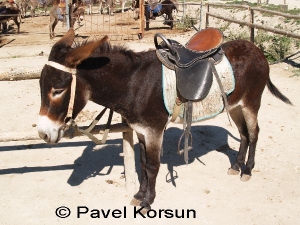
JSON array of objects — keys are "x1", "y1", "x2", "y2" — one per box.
[{"x1": 46, "y1": 61, "x2": 113, "y2": 145}]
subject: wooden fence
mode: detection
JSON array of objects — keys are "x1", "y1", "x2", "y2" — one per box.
[{"x1": 205, "y1": 3, "x2": 300, "y2": 42}]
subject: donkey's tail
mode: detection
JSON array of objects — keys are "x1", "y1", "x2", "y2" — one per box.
[{"x1": 267, "y1": 78, "x2": 293, "y2": 105}]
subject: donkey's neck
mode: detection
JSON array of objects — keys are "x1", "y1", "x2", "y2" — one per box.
[{"x1": 79, "y1": 50, "x2": 160, "y2": 115}]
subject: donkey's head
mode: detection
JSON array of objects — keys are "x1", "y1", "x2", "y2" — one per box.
[{"x1": 37, "y1": 28, "x2": 108, "y2": 144}]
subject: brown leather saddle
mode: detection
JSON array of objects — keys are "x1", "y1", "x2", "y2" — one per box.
[{"x1": 155, "y1": 28, "x2": 224, "y2": 101}]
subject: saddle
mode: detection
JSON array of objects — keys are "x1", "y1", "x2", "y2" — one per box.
[
  {"x1": 155, "y1": 28, "x2": 224, "y2": 101},
  {"x1": 148, "y1": 0, "x2": 161, "y2": 18},
  {"x1": 155, "y1": 28, "x2": 225, "y2": 164}
]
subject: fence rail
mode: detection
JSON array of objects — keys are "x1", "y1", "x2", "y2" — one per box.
[{"x1": 205, "y1": 3, "x2": 300, "y2": 42}]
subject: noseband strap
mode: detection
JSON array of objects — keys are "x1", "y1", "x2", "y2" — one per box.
[{"x1": 46, "y1": 61, "x2": 77, "y2": 126}]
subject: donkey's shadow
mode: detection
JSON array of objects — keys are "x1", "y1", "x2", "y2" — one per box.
[
  {"x1": 161, "y1": 125, "x2": 240, "y2": 186},
  {"x1": 67, "y1": 125, "x2": 239, "y2": 187},
  {"x1": 67, "y1": 140, "x2": 124, "y2": 186}
]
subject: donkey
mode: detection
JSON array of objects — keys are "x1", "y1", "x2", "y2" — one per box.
[
  {"x1": 14, "y1": 0, "x2": 30, "y2": 18},
  {"x1": 99, "y1": 0, "x2": 127, "y2": 15},
  {"x1": 27, "y1": 0, "x2": 53, "y2": 17},
  {"x1": 81, "y1": 0, "x2": 127, "y2": 15},
  {"x1": 49, "y1": 4, "x2": 84, "y2": 38},
  {"x1": 0, "y1": 5, "x2": 20, "y2": 33},
  {"x1": 132, "y1": 0, "x2": 177, "y2": 30},
  {"x1": 37, "y1": 28, "x2": 292, "y2": 211}
]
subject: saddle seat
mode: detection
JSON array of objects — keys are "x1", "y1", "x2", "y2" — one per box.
[{"x1": 186, "y1": 27, "x2": 223, "y2": 52}]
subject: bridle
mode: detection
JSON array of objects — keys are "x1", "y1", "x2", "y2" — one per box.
[
  {"x1": 46, "y1": 61, "x2": 77, "y2": 129},
  {"x1": 45, "y1": 61, "x2": 113, "y2": 144}
]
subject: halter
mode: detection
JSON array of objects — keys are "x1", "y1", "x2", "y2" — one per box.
[
  {"x1": 46, "y1": 61, "x2": 113, "y2": 144},
  {"x1": 46, "y1": 61, "x2": 77, "y2": 128}
]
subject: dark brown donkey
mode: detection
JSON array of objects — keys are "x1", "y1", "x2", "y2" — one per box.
[
  {"x1": 37, "y1": 28, "x2": 292, "y2": 211},
  {"x1": 0, "y1": 5, "x2": 20, "y2": 33}
]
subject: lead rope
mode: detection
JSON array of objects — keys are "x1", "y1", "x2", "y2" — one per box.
[{"x1": 71, "y1": 108, "x2": 113, "y2": 145}]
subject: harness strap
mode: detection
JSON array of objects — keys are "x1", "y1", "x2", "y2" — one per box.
[
  {"x1": 177, "y1": 101, "x2": 193, "y2": 164},
  {"x1": 72, "y1": 108, "x2": 113, "y2": 145},
  {"x1": 209, "y1": 58, "x2": 232, "y2": 126}
]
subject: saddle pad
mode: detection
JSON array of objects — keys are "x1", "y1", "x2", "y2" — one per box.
[
  {"x1": 148, "y1": 4, "x2": 162, "y2": 13},
  {"x1": 162, "y1": 55, "x2": 235, "y2": 123}
]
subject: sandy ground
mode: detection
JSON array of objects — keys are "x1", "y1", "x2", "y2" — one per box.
[{"x1": 1, "y1": 2, "x2": 300, "y2": 224}]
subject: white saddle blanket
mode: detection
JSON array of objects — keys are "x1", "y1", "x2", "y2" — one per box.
[{"x1": 162, "y1": 55, "x2": 235, "y2": 123}]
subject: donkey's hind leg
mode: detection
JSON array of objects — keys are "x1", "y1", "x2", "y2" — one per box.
[
  {"x1": 240, "y1": 106, "x2": 259, "y2": 181},
  {"x1": 49, "y1": 19, "x2": 58, "y2": 39},
  {"x1": 12, "y1": 16, "x2": 20, "y2": 33},
  {"x1": 227, "y1": 105, "x2": 250, "y2": 176},
  {"x1": 227, "y1": 105, "x2": 259, "y2": 181}
]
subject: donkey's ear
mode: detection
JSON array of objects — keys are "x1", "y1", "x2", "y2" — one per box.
[
  {"x1": 54, "y1": 28, "x2": 75, "y2": 48},
  {"x1": 65, "y1": 36, "x2": 109, "y2": 67}
]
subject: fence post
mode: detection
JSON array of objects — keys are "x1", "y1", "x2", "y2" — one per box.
[
  {"x1": 66, "y1": 0, "x2": 71, "y2": 30},
  {"x1": 250, "y1": 9, "x2": 254, "y2": 43},
  {"x1": 205, "y1": 4, "x2": 209, "y2": 28},
  {"x1": 199, "y1": 1, "x2": 203, "y2": 30},
  {"x1": 139, "y1": 0, "x2": 145, "y2": 38}
]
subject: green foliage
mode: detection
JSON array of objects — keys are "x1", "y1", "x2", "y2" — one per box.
[
  {"x1": 254, "y1": 30, "x2": 272, "y2": 54},
  {"x1": 218, "y1": 21, "x2": 231, "y2": 33},
  {"x1": 291, "y1": 69, "x2": 300, "y2": 77},
  {"x1": 175, "y1": 14, "x2": 196, "y2": 31},
  {"x1": 269, "y1": 35, "x2": 291, "y2": 61},
  {"x1": 254, "y1": 30, "x2": 292, "y2": 62},
  {"x1": 225, "y1": 1, "x2": 256, "y2": 7},
  {"x1": 287, "y1": 8, "x2": 300, "y2": 15},
  {"x1": 226, "y1": 29, "x2": 249, "y2": 41},
  {"x1": 295, "y1": 40, "x2": 300, "y2": 48},
  {"x1": 175, "y1": 9, "x2": 200, "y2": 31}
]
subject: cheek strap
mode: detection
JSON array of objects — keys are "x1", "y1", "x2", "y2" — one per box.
[{"x1": 46, "y1": 61, "x2": 77, "y2": 125}]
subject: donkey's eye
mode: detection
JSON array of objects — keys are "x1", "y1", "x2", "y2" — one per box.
[{"x1": 52, "y1": 88, "x2": 65, "y2": 97}]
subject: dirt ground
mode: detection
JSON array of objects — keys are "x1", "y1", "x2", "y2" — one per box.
[{"x1": 0, "y1": 3, "x2": 300, "y2": 225}]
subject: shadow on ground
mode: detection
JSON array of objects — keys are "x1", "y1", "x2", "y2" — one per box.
[{"x1": 0, "y1": 125, "x2": 240, "y2": 187}]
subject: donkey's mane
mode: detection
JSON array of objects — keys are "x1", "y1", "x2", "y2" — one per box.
[{"x1": 73, "y1": 39, "x2": 138, "y2": 58}]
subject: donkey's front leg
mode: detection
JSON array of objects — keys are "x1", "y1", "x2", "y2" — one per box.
[
  {"x1": 131, "y1": 140, "x2": 148, "y2": 206},
  {"x1": 131, "y1": 131, "x2": 163, "y2": 211}
]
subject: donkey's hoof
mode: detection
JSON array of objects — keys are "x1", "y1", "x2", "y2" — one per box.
[
  {"x1": 227, "y1": 168, "x2": 240, "y2": 175},
  {"x1": 140, "y1": 207, "x2": 150, "y2": 215},
  {"x1": 130, "y1": 198, "x2": 142, "y2": 207},
  {"x1": 240, "y1": 174, "x2": 251, "y2": 182}
]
